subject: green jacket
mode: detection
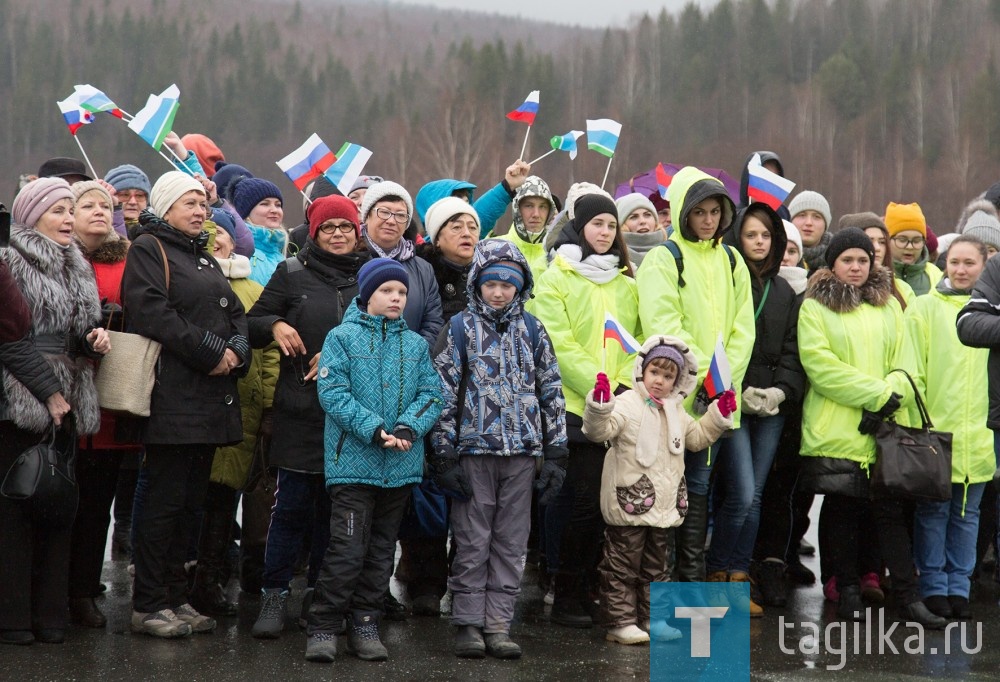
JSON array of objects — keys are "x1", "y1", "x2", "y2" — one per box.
[
  {"x1": 898, "y1": 284, "x2": 996, "y2": 498},
  {"x1": 893, "y1": 253, "x2": 942, "y2": 297},
  {"x1": 635, "y1": 166, "x2": 754, "y2": 428},
  {"x1": 798, "y1": 267, "x2": 909, "y2": 468},
  {"x1": 527, "y1": 253, "x2": 640, "y2": 416}
]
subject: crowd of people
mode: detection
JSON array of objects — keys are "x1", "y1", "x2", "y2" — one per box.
[{"x1": 2, "y1": 137, "x2": 1000, "y2": 665}]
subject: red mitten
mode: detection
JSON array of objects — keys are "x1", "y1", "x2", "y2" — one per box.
[
  {"x1": 594, "y1": 372, "x2": 611, "y2": 403},
  {"x1": 716, "y1": 389, "x2": 737, "y2": 418}
]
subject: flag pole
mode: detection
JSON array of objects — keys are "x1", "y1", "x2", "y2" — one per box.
[
  {"x1": 518, "y1": 125, "x2": 531, "y2": 162},
  {"x1": 73, "y1": 136, "x2": 99, "y2": 179},
  {"x1": 156, "y1": 149, "x2": 182, "y2": 171},
  {"x1": 527, "y1": 148, "x2": 556, "y2": 166},
  {"x1": 600, "y1": 156, "x2": 614, "y2": 190},
  {"x1": 301, "y1": 190, "x2": 313, "y2": 207},
  {"x1": 163, "y1": 144, "x2": 193, "y2": 172}
]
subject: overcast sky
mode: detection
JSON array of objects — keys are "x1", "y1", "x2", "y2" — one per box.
[{"x1": 392, "y1": 0, "x2": 718, "y2": 28}]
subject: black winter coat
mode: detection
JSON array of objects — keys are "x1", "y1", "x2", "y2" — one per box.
[
  {"x1": 247, "y1": 242, "x2": 369, "y2": 472},
  {"x1": 957, "y1": 255, "x2": 1000, "y2": 429},
  {"x1": 122, "y1": 219, "x2": 250, "y2": 446},
  {"x1": 416, "y1": 243, "x2": 472, "y2": 322}
]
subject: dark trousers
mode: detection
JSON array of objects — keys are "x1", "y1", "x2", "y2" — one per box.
[
  {"x1": 544, "y1": 442, "x2": 606, "y2": 579},
  {"x1": 307, "y1": 484, "x2": 411, "y2": 634},
  {"x1": 872, "y1": 496, "x2": 918, "y2": 605},
  {"x1": 69, "y1": 448, "x2": 124, "y2": 597},
  {"x1": 598, "y1": 525, "x2": 669, "y2": 628},
  {"x1": 262, "y1": 468, "x2": 330, "y2": 591},
  {"x1": 398, "y1": 536, "x2": 449, "y2": 599},
  {"x1": 0, "y1": 421, "x2": 78, "y2": 631},
  {"x1": 754, "y1": 464, "x2": 814, "y2": 563},
  {"x1": 131, "y1": 444, "x2": 214, "y2": 613}
]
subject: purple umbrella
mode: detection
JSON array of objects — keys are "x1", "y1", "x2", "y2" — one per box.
[{"x1": 613, "y1": 164, "x2": 740, "y2": 204}]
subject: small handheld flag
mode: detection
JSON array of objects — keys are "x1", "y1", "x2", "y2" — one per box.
[
  {"x1": 57, "y1": 95, "x2": 93, "y2": 135},
  {"x1": 276, "y1": 134, "x2": 336, "y2": 191},
  {"x1": 74, "y1": 85, "x2": 124, "y2": 119},
  {"x1": 550, "y1": 130, "x2": 584, "y2": 160},
  {"x1": 655, "y1": 162, "x2": 674, "y2": 199},
  {"x1": 506, "y1": 91, "x2": 540, "y2": 126},
  {"x1": 323, "y1": 142, "x2": 373, "y2": 196},
  {"x1": 702, "y1": 333, "x2": 732, "y2": 399},
  {"x1": 746, "y1": 153, "x2": 795, "y2": 210},
  {"x1": 586, "y1": 118, "x2": 623, "y2": 158},
  {"x1": 127, "y1": 84, "x2": 180, "y2": 151},
  {"x1": 603, "y1": 313, "x2": 641, "y2": 355}
]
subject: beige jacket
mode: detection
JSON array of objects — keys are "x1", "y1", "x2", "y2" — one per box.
[{"x1": 583, "y1": 335, "x2": 731, "y2": 528}]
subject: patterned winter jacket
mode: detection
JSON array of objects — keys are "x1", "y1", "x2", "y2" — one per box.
[
  {"x1": 432, "y1": 239, "x2": 568, "y2": 460},
  {"x1": 318, "y1": 299, "x2": 443, "y2": 488}
]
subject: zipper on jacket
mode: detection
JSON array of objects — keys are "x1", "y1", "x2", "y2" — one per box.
[
  {"x1": 414, "y1": 397, "x2": 441, "y2": 419},
  {"x1": 382, "y1": 319, "x2": 387, "y2": 340},
  {"x1": 334, "y1": 431, "x2": 347, "y2": 465}
]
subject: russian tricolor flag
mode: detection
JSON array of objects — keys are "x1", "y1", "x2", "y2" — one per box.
[
  {"x1": 655, "y1": 162, "x2": 674, "y2": 199},
  {"x1": 702, "y1": 334, "x2": 732, "y2": 399},
  {"x1": 277, "y1": 134, "x2": 337, "y2": 191},
  {"x1": 603, "y1": 313, "x2": 641, "y2": 355},
  {"x1": 75, "y1": 84, "x2": 124, "y2": 119},
  {"x1": 323, "y1": 142, "x2": 373, "y2": 196},
  {"x1": 506, "y1": 90, "x2": 540, "y2": 125},
  {"x1": 57, "y1": 95, "x2": 93, "y2": 135},
  {"x1": 746, "y1": 153, "x2": 795, "y2": 210}
]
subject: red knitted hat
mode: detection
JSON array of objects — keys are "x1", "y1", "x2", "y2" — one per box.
[{"x1": 307, "y1": 195, "x2": 360, "y2": 240}]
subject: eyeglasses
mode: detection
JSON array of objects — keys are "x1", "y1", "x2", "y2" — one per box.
[
  {"x1": 118, "y1": 191, "x2": 148, "y2": 202},
  {"x1": 318, "y1": 222, "x2": 356, "y2": 235},
  {"x1": 374, "y1": 206, "x2": 410, "y2": 224},
  {"x1": 891, "y1": 235, "x2": 925, "y2": 248}
]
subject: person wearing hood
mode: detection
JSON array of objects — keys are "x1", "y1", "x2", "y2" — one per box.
[
  {"x1": 885, "y1": 201, "x2": 942, "y2": 296},
  {"x1": 738, "y1": 151, "x2": 790, "y2": 220},
  {"x1": 583, "y1": 335, "x2": 734, "y2": 645},
  {"x1": 616, "y1": 193, "x2": 668, "y2": 267},
  {"x1": 797, "y1": 227, "x2": 946, "y2": 628},
  {"x1": 528, "y1": 193, "x2": 640, "y2": 628},
  {"x1": 899, "y1": 236, "x2": 994, "y2": 621},
  {"x1": 431, "y1": 239, "x2": 567, "y2": 659},
  {"x1": 705, "y1": 203, "x2": 805, "y2": 616},
  {"x1": 122, "y1": 171, "x2": 251, "y2": 638},
  {"x1": 496, "y1": 175, "x2": 558, "y2": 278},
  {"x1": 414, "y1": 160, "x2": 530, "y2": 240},
  {"x1": 230, "y1": 176, "x2": 289, "y2": 286},
  {"x1": 787, "y1": 190, "x2": 833, "y2": 272},
  {"x1": 635, "y1": 166, "x2": 753, "y2": 585}
]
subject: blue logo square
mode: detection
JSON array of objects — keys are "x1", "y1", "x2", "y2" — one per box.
[{"x1": 650, "y1": 582, "x2": 751, "y2": 681}]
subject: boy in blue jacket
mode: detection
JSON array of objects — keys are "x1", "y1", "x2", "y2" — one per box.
[{"x1": 305, "y1": 258, "x2": 443, "y2": 664}]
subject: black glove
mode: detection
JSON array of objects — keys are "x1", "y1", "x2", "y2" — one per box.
[
  {"x1": 535, "y1": 456, "x2": 568, "y2": 506},
  {"x1": 878, "y1": 393, "x2": 902, "y2": 419},
  {"x1": 430, "y1": 457, "x2": 472, "y2": 501},
  {"x1": 858, "y1": 393, "x2": 902, "y2": 435}
]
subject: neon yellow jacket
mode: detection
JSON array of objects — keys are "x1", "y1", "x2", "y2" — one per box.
[
  {"x1": 527, "y1": 253, "x2": 640, "y2": 416},
  {"x1": 898, "y1": 286, "x2": 996, "y2": 499},
  {"x1": 635, "y1": 167, "x2": 754, "y2": 428},
  {"x1": 496, "y1": 228, "x2": 548, "y2": 281}
]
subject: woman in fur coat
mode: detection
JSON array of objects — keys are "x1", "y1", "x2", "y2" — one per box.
[{"x1": 0, "y1": 178, "x2": 111, "y2": 646}]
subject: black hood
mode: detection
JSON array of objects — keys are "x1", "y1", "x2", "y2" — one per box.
[{"x1": 723, "y1": 203, "x2": 787, "y2": 281}]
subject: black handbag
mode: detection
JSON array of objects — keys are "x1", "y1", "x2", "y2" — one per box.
[
  {"x1": 1, "y1": 425, "x2": 77, "y2": 522},
  {"x1": 871, "y1": 370, "x2": 952, "y2": 503}
]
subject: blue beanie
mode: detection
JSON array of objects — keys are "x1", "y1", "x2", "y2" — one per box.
[
  {"x1": 210, "y1": 207, "x2": 238, "y2": 241},
  {"x1": 214, "y1": 163, "x2": 254, "y2": 202},
  {"x1": 358, "y1": 257, "x2": 409, "y2": 308},
  {"x1": 477, "y1": 261, "x2": 524, "y2": 292},
  {"x1": 231, "y1": 176, "x2": 283, "y2": 220},
  {"x1": 104, "y1": 164, "x2": 151, "y2": 195}
]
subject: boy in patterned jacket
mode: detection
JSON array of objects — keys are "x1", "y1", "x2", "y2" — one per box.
[{"x1": 431, "y1": 239, "x2": 567, "y2": 660}]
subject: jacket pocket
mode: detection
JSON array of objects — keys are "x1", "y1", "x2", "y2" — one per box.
[{"x1": 616, "y1": 474, "x2": 656, "y2": 516}]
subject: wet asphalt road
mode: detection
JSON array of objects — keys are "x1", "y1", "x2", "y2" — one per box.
[{"x1": 7, "y1": 517, "x2": 1000, "y2": 681}]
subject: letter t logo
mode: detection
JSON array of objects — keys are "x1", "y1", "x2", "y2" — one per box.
[{"x1": 674, "y1": 607, "x2": 729, "y2": 657}]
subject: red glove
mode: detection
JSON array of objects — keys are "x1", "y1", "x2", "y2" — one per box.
[
  {"x1": 594, "y1": 372, "x2": 611, "y2": 403},
  {"x1": 716, "y1": 389, "x2": 737, "y2": 418}
]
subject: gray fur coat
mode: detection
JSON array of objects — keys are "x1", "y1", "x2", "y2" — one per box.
[{"x1": 1, "y1": 225, "x2": 102, "y2": 434}]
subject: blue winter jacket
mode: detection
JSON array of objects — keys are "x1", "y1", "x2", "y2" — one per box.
[
  {"x1": 318, "y1": 300, "x2": 443, "y2": 488},
  {"x1": 414, "y1": 178, "x2": 513, "y2": 240},
  {"x1": 431, "y1": 239, "x2": 568, "y2": 460},
  {"x1": 247, "y1": 222, "x2": 288, "y2": 287}
]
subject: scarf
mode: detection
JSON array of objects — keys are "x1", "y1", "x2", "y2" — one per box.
[
  {"x1": 623, "y1": 230, "x2": 668, "y2": 267},
  {"x1": 362, "y1": 226, "x2": 415, "y2": 262},
  {"x1": 214, "y1": 253, "x2": 252, "y2": 280},
  {"x1": 801, "y1": 230, "x2": 832, "y2": 271},
  {"x1": 778, "y1": 265, "x2": 808, "y2": 295},
  {"x1": 555, "y1": 244, "x2": 620, "y2": 284}
]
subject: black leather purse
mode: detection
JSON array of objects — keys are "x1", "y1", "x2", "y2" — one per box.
[{"x1": 1, "y1": 425, "x2": 77, "y2": 522}]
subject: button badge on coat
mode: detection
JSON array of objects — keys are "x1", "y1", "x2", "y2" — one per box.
[
  {"x1": 319, "y1": 367, "x2": 329, "y2": 379},
  {"x1": 219, "y1": 297, "x2": 228, "y2": 308},
  {"x1": 224, "y1": 395, "x2": 234, "y2": 405}
]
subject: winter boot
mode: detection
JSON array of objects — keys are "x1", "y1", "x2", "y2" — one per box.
[
  {"x1": 348, "y1": 611, "x2": 388, "y2": 661},
  {"x1": 837, "y1": 585, "x2": 866, "y2": 621},
  {"x1": 484, "y1": 632, "x2": 522, "y2": 659},
  {"x1": 454, "y1": 625, "x2": 486, "y2": 658},
  {"x1": 252, "y1": 588, "x2": 288, "y2": 639},
  {"x1": 728, "y1": 571, "x2": 763, "y2": 617},
  {"x1": 189, "y1": 507, "x2": 238, "y2": 617},
  {"x1": 899, "y1": 601, "x2": 948, "y2": 630},
  {"x1": 305, "y1": 632, "x2": 337, "y2": 662},
  {"x1": 754, "y1": 559, "x2": 788, "y2": 607},
  {"x1": 674, "y1": 493, "x2": 708, "y2": 581},
  {"x1": 550, "y1": 573, "x2": 593, "y2": 628}
]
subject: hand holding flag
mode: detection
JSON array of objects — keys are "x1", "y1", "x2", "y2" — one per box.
[
  {"x1": 746, "y1": 153, "x2": 795, "y2": 210},
  {"x1": 702, "y1": 333, "x2": 732, "y2": 400}
]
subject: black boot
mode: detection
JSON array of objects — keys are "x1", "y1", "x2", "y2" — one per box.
[
  {"x1": 190, "y1": 506, "x2": 239, "y2": 617},
  {"x1": 550, "y1": 573, "x2": 593, "y2": 628},
  {"x1": 837, "y1": 585, "x2": 865, "y2": 621},
  {"x1": 674, "y1": 493, "x2": 708, "y2": 582}
]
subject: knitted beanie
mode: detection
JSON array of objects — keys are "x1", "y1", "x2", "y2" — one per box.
[
  {"x1": 642, "y1": 343, "x2": 684, "y2": 372},
  {"x1": 150, "y1": 171, "x2": 205, "y2": 219},
  {"x1": 787, "y1": 190, "x2": 832, "y2": 229},
  {"x1": 984, "y1": 182, "x2": 1000, "y2": 211},
  {"x1": 11, "y1": 177, "x2": 75, "y2": 228},
  {"x1": 961, "y1": 211, "x2": 1000, "y2": 250},
  {"x1": 358, "y1": 257, "x2": 409, "y2": 307},
  {"x1": 477, "y1": 261, "x2": 525, "y2": 292},
  {"x1": 926, "y1": 227, "x2": 939, "y2": 254},
  {"x1": 884, "y1": 202, "x2": 927, "y2": 238},
  {"x1": 210, "y1": 208, "x2": 239, "y2": 241},
  {"x1": 825, "y1": 227, "x2": 875, "y2": 268},
  {"x1": 359, "y1": 181, "x2": 413, "y2": 223},
  {"x1": 424, "y1": 196, "x2": 480, "y2": 244},
  {"x1": 566, "y1": 182, "x2": 612, "y2": 219},
  {"x1": 936, "y1": 232, "x2": 960, "y2": 255},
  {"x1": 783, "y1": 220, "x2": 803, "y2": 254},
  {"x1": 213, "y1": 163, "x2": 253, "y2": 202},
  {"x1": 180, "y1": 134, "x2": 225, "y2": 177},
  {"x1": 838, "y1": 211, "x2": 887, "y2": 233},
  {"x1": 104, "y1": 164, "x2": 151, "y2": 195},
  {"x1": 71, "y1": 181, "x2": 115, "y2": 211},
  {"x1": 615, "y1": 192, "x2": 657, "y2": 225},
  {"x1": 572, "y1": 194, "x2": 619, "y2": 234},
  {"x1": 230, "y1": 177, "x2": 283, "y2": 220},
  {"x1": 349, "y1": 175, "x2": 384, "y2": 195},
  {"x1": 307, "y1": 195, "x2": 360, "y2": 240}
]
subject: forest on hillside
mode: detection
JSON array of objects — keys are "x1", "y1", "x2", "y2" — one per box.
[{"x1": 2, "y1": 0, "x2": 1000, "y2": 230}]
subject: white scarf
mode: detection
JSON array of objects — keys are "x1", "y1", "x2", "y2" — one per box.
[
  {"x1": 214, "y1": 253, "x2": 252, "y2": 280},
  {"x1": 556, "y1": 244, "x2": 620, "y2": 284},
  {"x1": 778, "y1": 265, "x2": 808, "y2": 295}
]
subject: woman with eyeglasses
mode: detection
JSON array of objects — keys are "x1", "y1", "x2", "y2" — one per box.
[
  {"x1": 246, "y1": 195, "x2": 370, "y2": 639},
  {"x1": 884, "y1": 202, "x2": 943, "y2": 296}
]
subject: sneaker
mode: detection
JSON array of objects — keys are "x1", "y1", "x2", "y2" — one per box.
[
  {"x1": 454, "y1": 625, "x2": 486, "y2": 659},
  {"x1": 860, "y1": 572, "x2": 884, "y2": 603},
  {"x1": 755, "y1": 560, "x2": 788, "y2": 608},
  {"x1": 253, "y1": 588, "x2": 288, "y2": 638},
  {"x1": 130, "y1": 609, "x2": 192, "y2": 638},
  {"x1": 823, "y1": 577, "x2": 839, "y2": 602},
  {"x1": 305, "y1": 632, "x2": 337, "y2": 662},
  {"x1": 648, "y1": 620, "x2": 682, "y2": 642},
  {"x1": 173, "y1": 603, "x2": 216, "y2": 633},
  {"x1": 785, "y1": 558, "x2": 816, "y2": 586},
  {"x1": 348, "y1": 612, "x2": 388, "y2": 661},
  {"x1": 484, "y1": 632, "x2": 523, "y2": 658},
  {"x1": 606, "y1": 624, "x2": 650, "y2": 645}
]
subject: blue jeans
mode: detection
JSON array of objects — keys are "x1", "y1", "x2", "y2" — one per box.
[
  {"x1": 914, "y1": 482, "x2": 986, "y2": 599},
  {"x1": 706, "y1": 414, "x2": 785, "y2": 574},
  {"x1": 261, "y1": 468, "x2": 330, "y2": 591}
]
